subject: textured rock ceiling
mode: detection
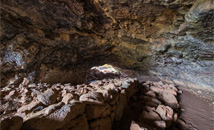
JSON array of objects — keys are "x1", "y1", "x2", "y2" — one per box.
[{"x1": 1, "y1": 0, "x2": 214, "y2": 90}]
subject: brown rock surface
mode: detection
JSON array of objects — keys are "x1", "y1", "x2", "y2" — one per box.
[
  {"x1": 155, "y1": 105, "x2": 174, "y2": 127},
  {"x1": 61, "y1": 114, "x2": 89, "y2": 130},
  {"x1": 1, "y1": 0, "x2": 213, "y2": 91},
  {"x1": 158, "y1": 91, "x2": 178, "y2": 108},
  {"x1": 1, "y1": 0, "x2": 214, "y2": 126},
  {"x1": 89, "y1": 117, "x2": 112, "y2": 130},
  {"x1": 0, "y1": 69, "x2": 139, "y2": 130},
  {"x1": 0, "y1": 116, "x2": 23, "y2": 130},
  {"x1": 85, "y1": 103, "x2": 111, "y2": 120}
]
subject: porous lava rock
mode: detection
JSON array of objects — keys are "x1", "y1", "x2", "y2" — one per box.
[{"x1": 1, "y1": 0, "x2": 213, "y2": 91}]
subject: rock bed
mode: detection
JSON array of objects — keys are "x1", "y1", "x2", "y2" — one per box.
[{"x1": 0, "y1": 77, "x2": 138, "y2": 130}]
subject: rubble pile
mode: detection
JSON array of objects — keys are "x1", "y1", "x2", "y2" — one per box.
[
  {"x1": 0, "y1": 65, "x2": 180, "y2": 130},
  {"x1": 0, "y1": 67, "x2": 138, "y2": 130},
  {"x1": 129, "y1": 81, "x2": 180, "y2": 130}
]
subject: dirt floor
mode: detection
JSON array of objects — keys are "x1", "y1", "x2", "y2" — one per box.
[{"x1": 177, "y1": 87, "x2": 214, "y2": 130}]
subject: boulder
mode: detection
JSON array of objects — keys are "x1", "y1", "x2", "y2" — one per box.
[
  {"x1": 155, "y1": 105, "x2": 174, "y2": 127},
  {"x1": 79, "y1": 92, "x2": 104, "y2": 104},
  {"x1": 158, "y1": 92, "x2": 178, "y2": 108}
]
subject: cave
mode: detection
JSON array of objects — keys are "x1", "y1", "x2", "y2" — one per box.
[{"x1": 0, "y1": 0, "x2": 214, "y2": 130}]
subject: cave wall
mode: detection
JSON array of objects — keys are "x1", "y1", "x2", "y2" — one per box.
[{"x1": 1, "y1": 0, "x2": 214, "y2": 90}]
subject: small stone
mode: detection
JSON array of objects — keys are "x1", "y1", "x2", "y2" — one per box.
[
  {"x1": 173, "y1": 113, "x2": 178, "y2": 122},
  {"x1": 21, "y1": 78, "x2": 30, "y2": 86},
  {"x1": 37, "y1": 89, "x2": 57, "y2": 106},
  {"x1": 28, "y1": 83, "x2": 37, "y2": 88},
  {"x1": 178, "y1": 90, "x2": 183, "y2": 94},
  {"x1": 155, "y1": 105, "x2": 173, "y2": 127},
  {"x1": 62, "y1": 93, "x2": 74, "y2": 104},
  {"x1": 4, "y1": 90, "x2": 16, "y2": 100}
]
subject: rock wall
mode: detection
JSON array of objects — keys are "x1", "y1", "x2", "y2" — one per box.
[
  {"x1": 1, "y1": 0, "x2": 214, "y2": 90},
  {"x1": 0, "y1": 77, "x2": 138, "y2": 130}
]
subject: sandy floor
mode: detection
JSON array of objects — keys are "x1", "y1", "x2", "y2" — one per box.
[{"x1": 177, "y1": 87, "x2": 214, "y2": 130}]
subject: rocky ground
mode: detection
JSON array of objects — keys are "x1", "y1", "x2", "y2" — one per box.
[
  {"x1": 0, "y1": 76, "x2": 138, "y2": 130},
  {"x1": 0, "y1": 65, "x2": 184, "y2": 130}
]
